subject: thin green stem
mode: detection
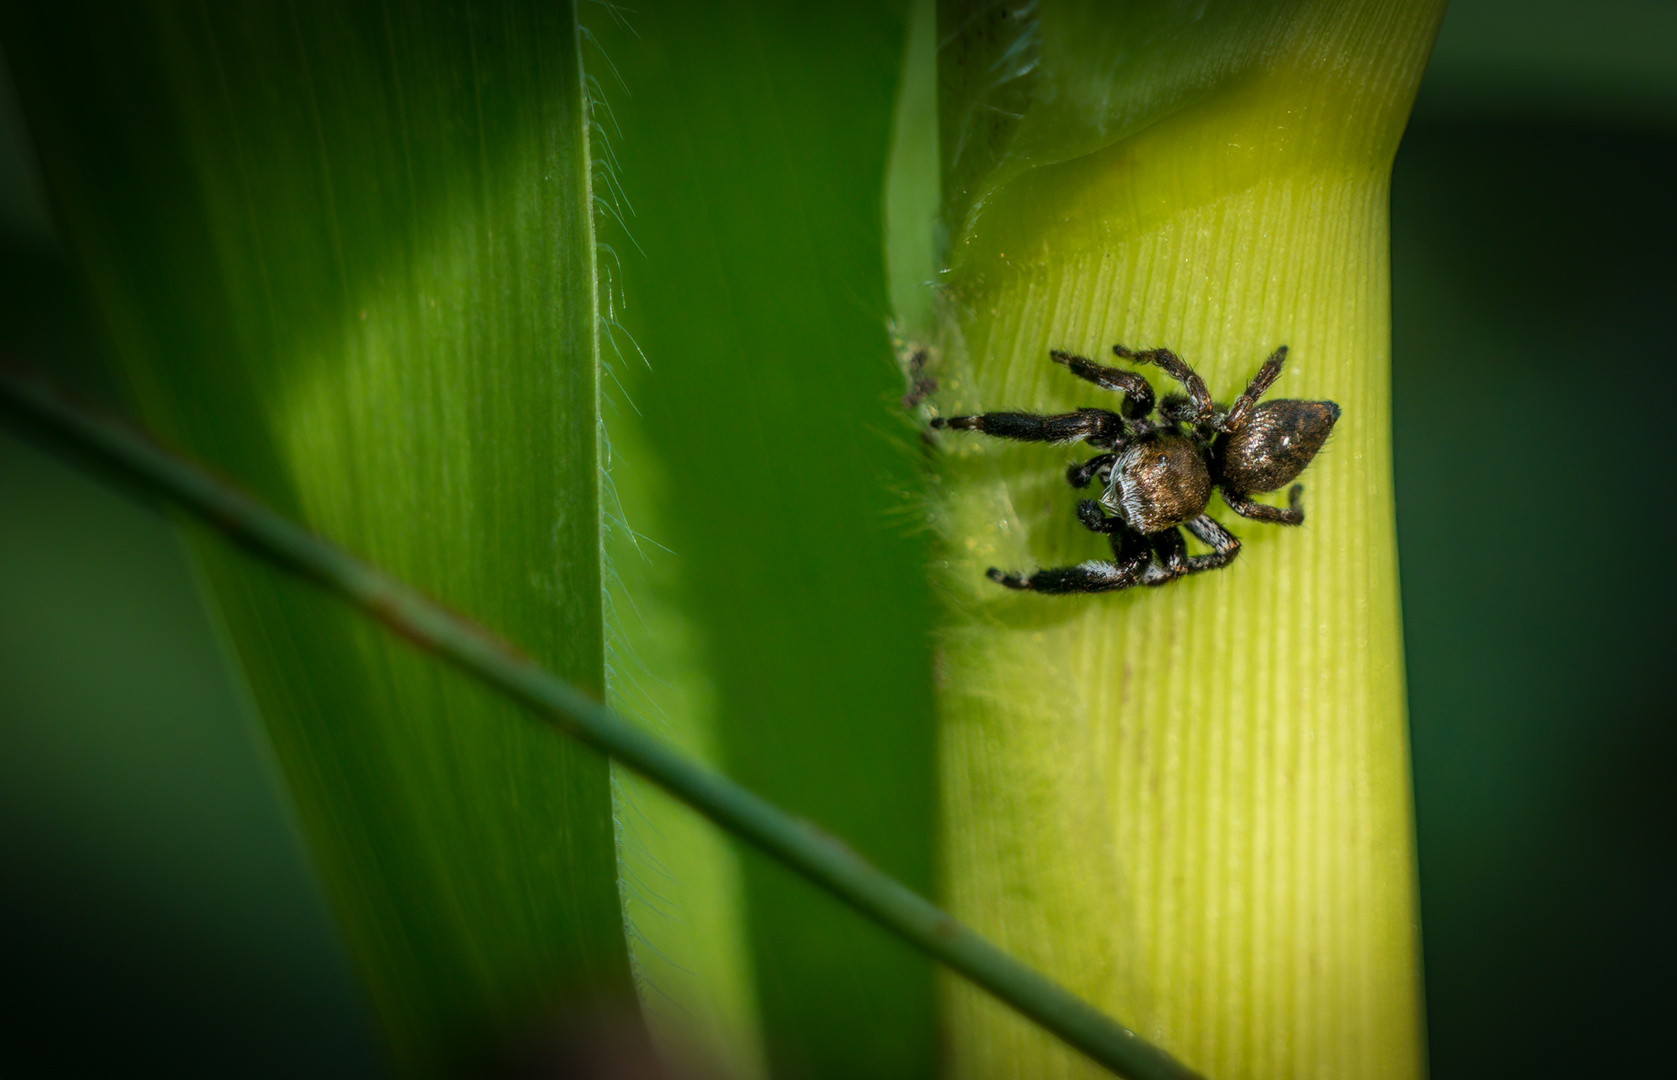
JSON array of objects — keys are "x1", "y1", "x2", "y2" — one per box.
[{"x1": 0, "y1": 361, "x2": 1205, "y2": 1080}]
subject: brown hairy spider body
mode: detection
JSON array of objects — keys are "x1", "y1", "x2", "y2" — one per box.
[
  {"x1": 1103, "y1": 429, "x2": 1211, "y2": 533},
  {"x1": 931, "y1": 343, "x2": 1339, "y2": 595}
]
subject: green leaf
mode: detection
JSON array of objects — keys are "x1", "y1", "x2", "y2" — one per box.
[
  {"x1": 1, "y1": 3, "x2": 627, "y2": 1073},
  {"x1": 586, "y1": 3, "x2": 941, "y2": 1076},
  {"x1": 917, "y1": 1, "x2": 1446, "y2": 1077}
]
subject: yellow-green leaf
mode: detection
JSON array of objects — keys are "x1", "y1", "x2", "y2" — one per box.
[{"x1": 914, "y1": 2, "x2": 1446, "y2": 1076}]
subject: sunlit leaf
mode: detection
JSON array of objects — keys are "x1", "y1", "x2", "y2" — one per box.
[
  {"x1": 911, "y1": 1, "x2": 1446, "y2": 1077},
  {"x1": 2, "y1": 4, "x2": 627, "y2": 1072}
]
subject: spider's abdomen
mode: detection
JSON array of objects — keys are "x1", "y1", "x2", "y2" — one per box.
[
  {"x1": 1214, "y1": 399, "x2": 1340, "y2": 494},
  {"x1": 1100, "y1": 431, "x2": 1211, "y2": 533}
]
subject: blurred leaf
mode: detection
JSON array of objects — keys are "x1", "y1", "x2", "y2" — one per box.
[
  {"x1": 1, "y1": 3, "x2": 629, "y2": 1073},
  {"x1": 1416, "y1": 0, "x2": 1677, "y2": 126},
  {"x1": 886, "y1": 0, "x2": 943, "y2": 340},
  {"x1": 586, "y1": 3, "x2": 940, "y2": 1077}
]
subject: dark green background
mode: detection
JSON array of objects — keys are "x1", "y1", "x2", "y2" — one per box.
[{"x1": 2, "y1": 1, "x2": 1671, "y2": 1076}]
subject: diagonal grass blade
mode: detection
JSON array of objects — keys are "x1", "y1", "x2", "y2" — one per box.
[{"x1": 0, "y1": 360, "x2": 1208, "y2": 1080}]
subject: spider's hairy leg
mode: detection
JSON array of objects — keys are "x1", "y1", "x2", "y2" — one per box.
[
  {"x1": 1220, "y1": 344, "x2": 1289, "y2": 432},
  {"x1": 1157, "y1": 393, "x2": 1204, "y2": 427},
  {"x1": 1183, "y1": 513, "x2": 1243, "y2": 572},
  {"x1": 1113, "y1": 343, "x2": 1214, "y2": 422},
  {"x1": 986, "y1": 563, "x2": 1136, "y2": 594},
  {"x1": 1144, "y1": 526, "x2": 1190, "y2": 585},
  {"x1": 931, "y1": 408, "x2": 1122, "y2": 446},
  {"x1": 1067, "y1": 452, "x2": 1116, "y2": 489},
  {"x1": 987, "y1": 514, "x2": 1152, "y2": 594},
  {"x1": 1222, "y1": 483, "x2": 1305, "y2": 525},
  {"x1": 1049, "y1": 349, "x2": 1155, "y2": 418},
  {"x1": 1085, "y1": 505, "x2": 1163, "y2": 582},
  {"x1": 1075, "y1": 499, "x2": 1120, "y2": 533}
]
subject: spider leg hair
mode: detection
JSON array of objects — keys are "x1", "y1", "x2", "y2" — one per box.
[
  {"x1": 1067, "y1": 453, "x2": 1117, "y2": 489},
  {"x1": 1221, "y1": 482, "x2": 1305, "y2": 525},
  {"x1": 988, "y1": 504, "x2": 1152, "y2": 594},
  {"x1": 1145, "y1": 526, "x2": 1190, "y2": 585},
  {"x1": 987, "y1": 562, "x2": 1138, "y2": 594},
  {"x1": 1220, "y1": 344, "x2": 1289, "y2": 432},
  {"x1": 1050, "y1": 349, "x2": 1155, "y2": 418},
  {"x1": 1138, "y1": 516, "x2": 1243, "y2": 586},
  {"x1": 1182, "y1": 513, "x2": 1242, "y2": 572},
  {"x1": 1157, "y1": 393, "x2": 1202, "y2": 426},
  {"x1": 1113, "y1": 344, "x2": 1214, "y2": 423},
  {"x1": 931, "y1": 408, "x2": 1123, "y2": 446}
]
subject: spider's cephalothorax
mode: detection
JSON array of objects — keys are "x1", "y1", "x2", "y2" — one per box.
[{"x1": 930, "y1": 344, "x2": 1339, "y2": 594}]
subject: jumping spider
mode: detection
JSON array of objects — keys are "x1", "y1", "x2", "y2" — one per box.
[{"x1": 931, "y1": 343, "x2": 1340, "y2": 595}]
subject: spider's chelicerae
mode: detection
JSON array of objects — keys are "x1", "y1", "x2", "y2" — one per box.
[{"x1": 931, "y1": 343, "x2": 1340, "y2": 595}]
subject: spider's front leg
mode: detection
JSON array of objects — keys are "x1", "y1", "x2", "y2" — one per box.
[
  {"x1": 1219, "y1": 345, "x2": 1288, "y2": 432},
  {"x1": 1157, "y1": 394, "x2": 1218, "y2": 439},
  {"x1": 987, "y1": 562, "x2": 1136, "y2": 594},
  {"x1": 1066, "y1": 452, "x2": 1116, "y2": 489},
  {"x1": 1075, "y1": 499, "x2": 1121, "y2": 534},
  {"x1": 1114, "y1": 343, "x2": 1214, "y2": 424},
  {"x1": 987, "y1": 502, "x2": 1153, "y2": 594},
  {"x1": 1049, "y1": 349, "x2": 1155, "y2": 419},
  {"x1": 931, "y1": 407, "x2": 1122, "y2": 447}
]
